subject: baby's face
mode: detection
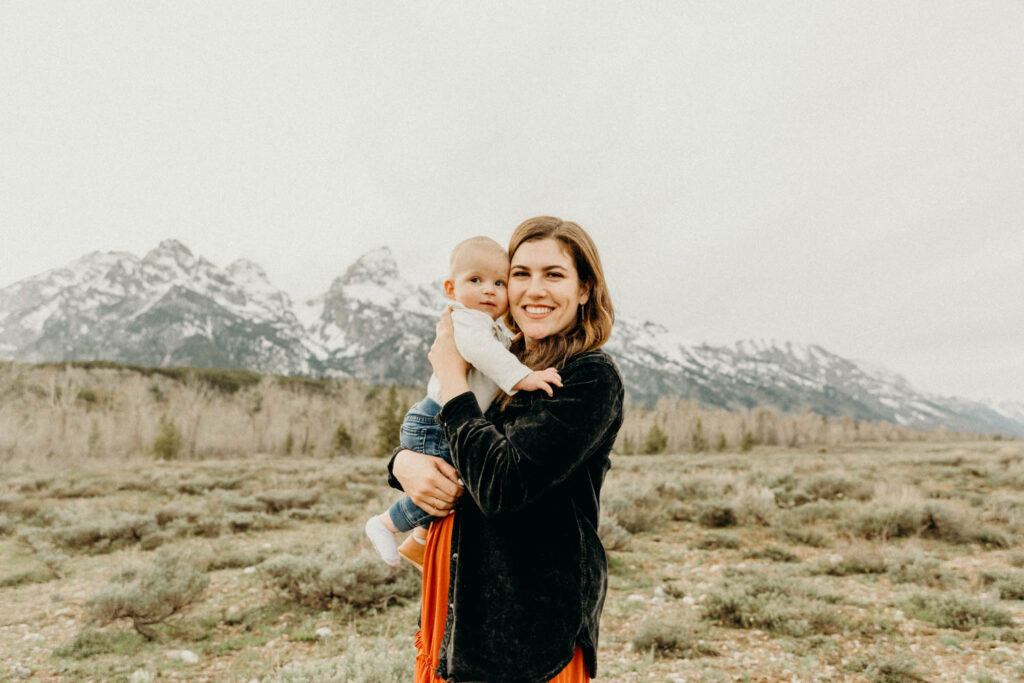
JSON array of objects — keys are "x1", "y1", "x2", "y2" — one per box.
[{"x1": 448, "y1": 247, "x2": 510, "y2": 320}]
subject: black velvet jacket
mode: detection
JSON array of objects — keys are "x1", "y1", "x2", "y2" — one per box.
[{"x1": 388, "y1": 350, "x2": 624, "y2": 683}]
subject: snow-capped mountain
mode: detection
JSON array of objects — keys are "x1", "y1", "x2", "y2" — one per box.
[
  {"x1": 0, "y1": 240, "x2": 314, "y2": 375},
  {"x1": 2, "y1": 241, "x2": 1022, "y2": 436}
]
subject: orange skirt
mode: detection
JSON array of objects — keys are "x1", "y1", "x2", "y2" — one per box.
[{"x1": 414, "y1": 513, "x2": 588, "y2": 683}]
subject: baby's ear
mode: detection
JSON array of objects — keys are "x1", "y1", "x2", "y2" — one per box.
[{"x1": 443, "y1": 279, "x2": 456, "y2": 300}]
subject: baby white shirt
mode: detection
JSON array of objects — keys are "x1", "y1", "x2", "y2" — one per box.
[{"x1": 426, "y1": 302, "x2": 533, "y2": 413}]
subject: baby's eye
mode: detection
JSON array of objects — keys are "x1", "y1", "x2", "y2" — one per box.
[
  {"x1": 470, "y1": 277, "x2": 481, "y2": 283},
  {"x1": 495, "y1": 280, "x2": 505, "y2": 288}
]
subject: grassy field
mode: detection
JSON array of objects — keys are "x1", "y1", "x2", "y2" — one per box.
[{"x1": 2, "y1": 441, "x2": 1023, "y2": 682}]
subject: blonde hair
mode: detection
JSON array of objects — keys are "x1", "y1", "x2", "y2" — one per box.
[
  {"x1": 503, "y1": 216, "x2": 614, "y2": 378},
  {"x1": 448, "y1": 236, "x2": 507, "y2": 277}
]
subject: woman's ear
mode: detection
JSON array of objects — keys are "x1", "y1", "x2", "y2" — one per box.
[
  {"x1": 579, "y1": 285, "x2": 590, "y2": 306},
  {"x1": 443, "y1": 280, "x2": 456, "y2": 300}
]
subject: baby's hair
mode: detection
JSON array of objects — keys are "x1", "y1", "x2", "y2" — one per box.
[{"x1": 448, "y1": 236, "x2": 508, "y2": 277}]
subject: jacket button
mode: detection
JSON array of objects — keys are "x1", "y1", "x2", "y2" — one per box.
[{"x1": 452, "y1": 553, "x2": 458, "y2": 561}]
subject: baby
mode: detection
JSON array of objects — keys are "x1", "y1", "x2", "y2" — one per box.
[{"x1": 365, "y1": 236, "x2": 560, "y2": 568}]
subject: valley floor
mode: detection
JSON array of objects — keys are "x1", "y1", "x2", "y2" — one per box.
[{"x1": 2, "y1": 441, "x2": 1023, "y2": 681}]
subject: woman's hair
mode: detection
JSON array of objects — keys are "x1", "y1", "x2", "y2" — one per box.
[{"x1": 503, "y1": 216, "x2": 615, "y2": 375}]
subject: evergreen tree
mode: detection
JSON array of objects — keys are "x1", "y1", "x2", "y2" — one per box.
[
  {"x1": 332, "y1": 422, "x2": 354, "y2": 456},
  {"x1": 690, "y1": 418, "x2": 707, "y2": 452},
  {"x1": 373, "y1": 385, "x2": 403, "y2": 457},
  {"x1": 642, "y1": 421, "x2": 668, "y2": 455},
  {"x1": 740, "y1": 430, "x2": 754, "y2": 453},
  {"x1": 152, "y1": 414, "x2": 182, "y2": 460}
]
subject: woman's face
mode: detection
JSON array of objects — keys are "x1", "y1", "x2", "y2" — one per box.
[{"x1": 508, "y1": 238, "x2": 590, "y2": 346}]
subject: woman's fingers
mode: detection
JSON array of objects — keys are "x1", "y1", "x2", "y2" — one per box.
[{"x1": 435, "y1": 457, "x2": 461, "y2": 486}]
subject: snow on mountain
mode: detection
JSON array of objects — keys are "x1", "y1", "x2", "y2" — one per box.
[
  {"x1": 1, "y1": 240, "x2": 1021, "y2": 436},
  {"x1": 0, "y1": 240, "x2": 313, "y2": 375}
]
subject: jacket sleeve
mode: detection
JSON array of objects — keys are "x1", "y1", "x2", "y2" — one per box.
[
  {"x1": 438, "y1": 357, "x2": 623, "y2": 518},
  {"x1": 450, "y1": 306, "x2": 533, "y2": 394}
]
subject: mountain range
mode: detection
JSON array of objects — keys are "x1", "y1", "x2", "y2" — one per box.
[{"x1": 2, "y1": 239, "x2": 1022, "y2": 436}]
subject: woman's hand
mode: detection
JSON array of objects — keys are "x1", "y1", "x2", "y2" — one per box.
[
  {"x1": 392, "y1": 448, "x2": 464, "y2": 516},
  {"x1": 429, "y1": 308, "x2": 471, "y2": 403}
]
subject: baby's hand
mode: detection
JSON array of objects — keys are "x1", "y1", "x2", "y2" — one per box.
[{"x1": 513, "y1": 368, "x2": 562, "y2": 397}]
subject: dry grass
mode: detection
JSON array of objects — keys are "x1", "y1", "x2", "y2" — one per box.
[
  {"x1": 0, "y1": 364, "x2": 1022, "y2": 681},
  {"x1": 1, "y1": 444, "x2": 1021, "y2": 680}
]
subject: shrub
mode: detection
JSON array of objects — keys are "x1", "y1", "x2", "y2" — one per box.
[
  {"x1": 0, "y1": 514, "x2": 14, "y2": 537},
  {"x1": 155, "y1": 503, "x2": 203, "y2": 527},
  {"x1": 54, "y1": 628, "x2": 147, "y2": 659},
  {"x1": 799, "y1": 473, "x2": 873, "y2": 503},
  {"x1": 604, "y1": 491, "x2": 666, "y2": 534},
  {"x1": 887, "y1": 552, "x2": 958, "y2": 588},
  {"x1": 598, "y1": 515, "x2": 631, "y2": 550},
  {"x1": 774, "y1": 525, "x2": 829, "y2": 548},
  {"x1": 813, "y1": 547, "x2": 887, "y2": 576},
  {"x1": 139, "y1": 531, "x2": 172, "y2": 551},
  {"x1": 846, "y1": 654, "x2": 926, "y2": 683},
  {"x1": 632, "y1": 612, "x2": 719, "y2": 658},
  {"x1": 847, "y1": 504, "x2": 922, "y2": 540},
  {"x1": 260, "y1": 550, "x2": 418, "y2": 613},
  {"x1": 152, "y1": 414, "x2": 182, "y2": 460},
  {"x1": 697, "y1": 504, "x2": 736, "y2": 528},
  {"x1": 86, "y1": 554, "x2": 210, "y2": 638},
  {"x1": 743, "y1": 546, "x2": 799, "y2": 563},
  {"x1": 268, "y1": 636, "x2": 412, "y2": 682},
  {"x1": 784, "y1": 501, "x2": 845, "y2": 524},
  {"x1": 979, "y1": 570, "x2": 1024, "y2": 600},
  {"x1": 217, "y1": 491, "x2": 264, "y2": 512},
  {"x1": 691, "y1": 532, "x2": 741, "y2": 550},
  {"x1": 730, "y1": 485, "x2": 776, "y2": 526},
  {"x1": 0, "y1": 568, "x2": 55, "y2": 588},
  {"x1": 902, "y1": 592, "x2": 1012, "y2": 630},
  {"x1": 225, "y1": 512, "x2": 285, "y2": 533},
  {"x1": 919, "y1": 503, "x2": 1013, "y2": 548},
  {"x1": 701, "y1": 574, "x2": 843, "y2": 637},
  {"x1": 16, "y1": 534, "x2": 67, "y2": 578},
  {"x1": 255, "y1": 489, "x2": 321, "y2": 513},
  {"x1": 50, "y1": 513, "x2": 157, "y2": 553},
  {"x1": 206, "y1": 548, "x2": 269, "y2": 571}
]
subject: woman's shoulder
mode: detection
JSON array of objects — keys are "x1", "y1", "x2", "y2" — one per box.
[{"x1": 561, "y1": 349, "x2": 624, "y2": 388}]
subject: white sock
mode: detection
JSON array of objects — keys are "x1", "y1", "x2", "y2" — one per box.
[{"x1": 365, "y1": 516, "x2": 400, "y2": 567}]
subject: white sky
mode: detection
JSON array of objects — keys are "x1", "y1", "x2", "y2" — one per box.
[{"x1": 1, "y1": 1, "x2": 1021, "y2": 403}]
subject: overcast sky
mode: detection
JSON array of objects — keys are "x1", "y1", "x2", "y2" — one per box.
[{"x1": 1, "y1": 2, "x2": 1021, "y2": 403}]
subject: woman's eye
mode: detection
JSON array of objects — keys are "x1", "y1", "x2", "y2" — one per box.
[
  {"x1": 511, "y1": 271, "x2": 528, "y2": 278},
  {"x1": 547, "y1": 272, "x2": 563, "y2": 278}
]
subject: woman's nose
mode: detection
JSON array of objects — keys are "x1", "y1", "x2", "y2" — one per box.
[{"x1": 525, "y1": 274, "x2": 546, "y2": 297}]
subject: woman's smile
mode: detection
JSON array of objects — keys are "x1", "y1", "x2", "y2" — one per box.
[{"x1": 522, "y1": 305, "x2": 553, "y2": 316}]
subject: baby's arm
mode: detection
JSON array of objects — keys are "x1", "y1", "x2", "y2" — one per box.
[
  {"x1": 450, "y1": 308, "x2": 537, "y2": 394},
  {"x1": 512, "y1": 368, "x2": 563, "y2": 397}
]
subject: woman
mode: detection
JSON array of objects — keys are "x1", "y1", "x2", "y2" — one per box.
[{"x1": 389, "y1": 216, "x2": 624, "y2": 683}]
